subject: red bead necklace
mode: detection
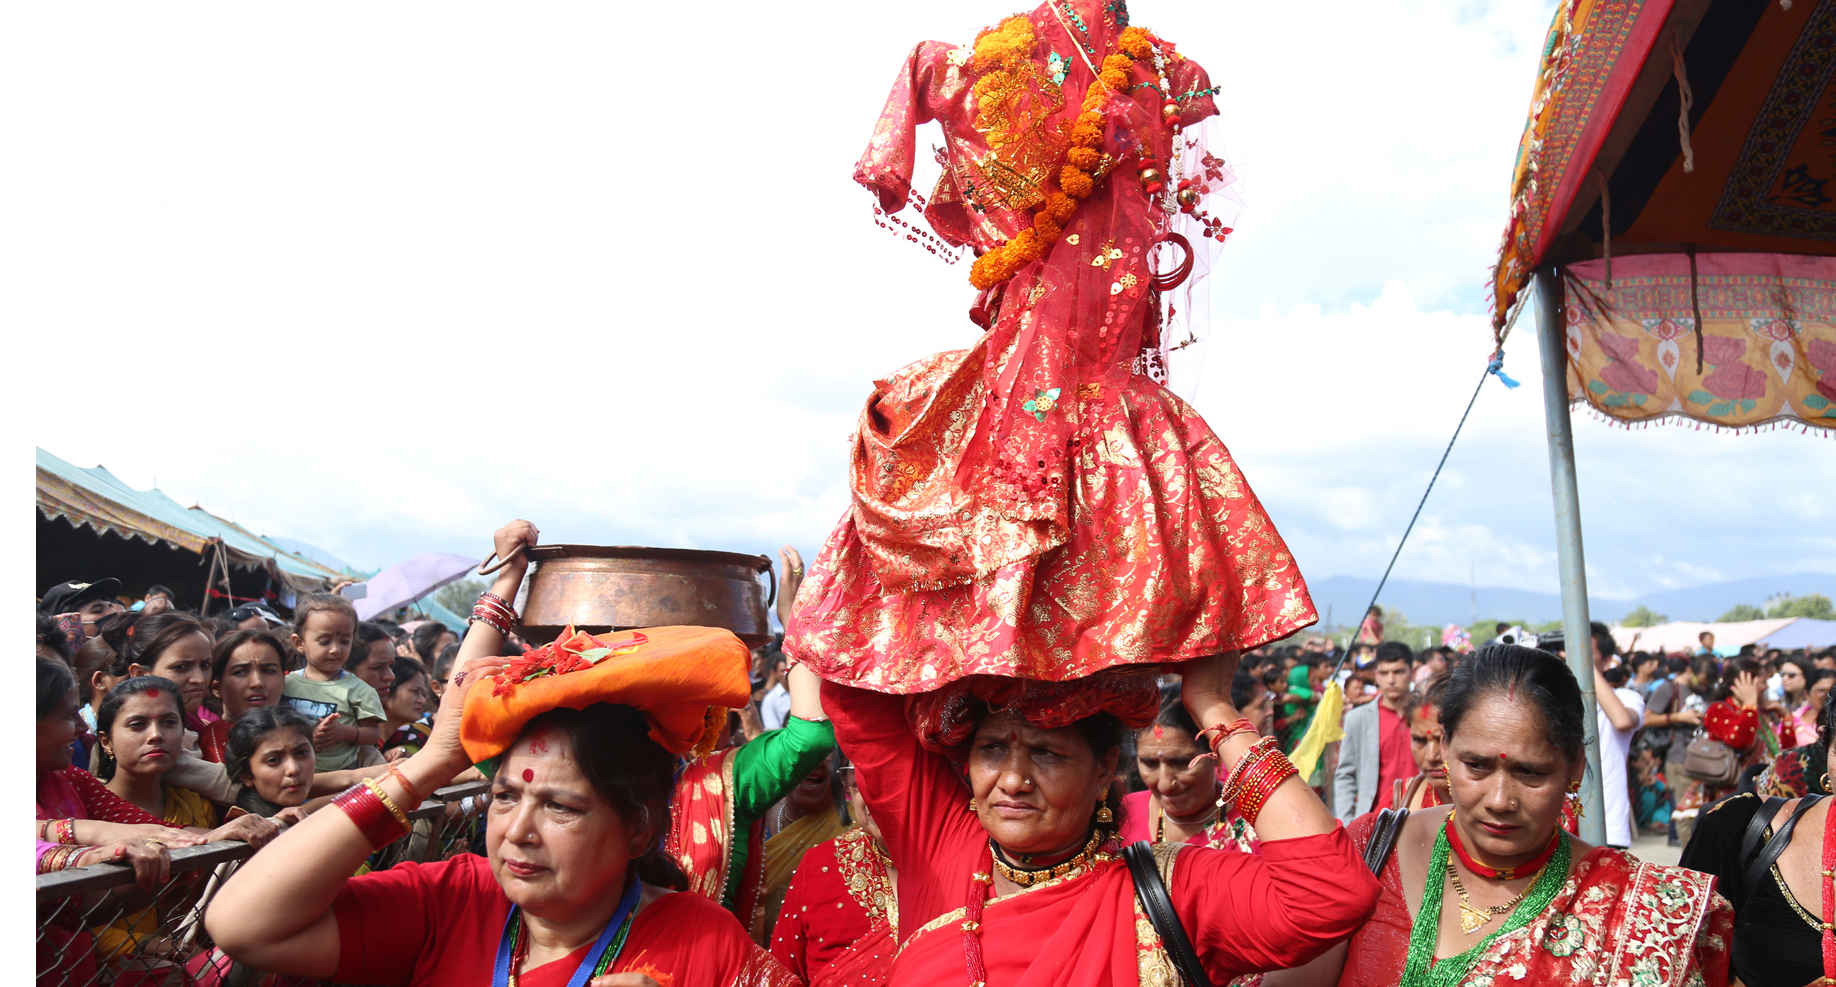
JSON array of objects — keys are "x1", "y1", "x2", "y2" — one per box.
[{"x1": 1444, "y1": 811, "x2": 1561, "y2": 881}]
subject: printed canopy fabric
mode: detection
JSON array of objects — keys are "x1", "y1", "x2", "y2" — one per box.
[
  {"x1": 1561, "y1": 254, "x2": 1836, "y2": 431},
  {"x1": 1491, "y1": 0, "x2": 1673, "y2": 328}
]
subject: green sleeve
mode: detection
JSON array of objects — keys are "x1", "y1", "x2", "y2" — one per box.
[
  {"x1": 730, "y1": 716, "x2": 837, "y2": 825},
  {"x1": 1288, "y1": 683, "x2": 1315, "y2": 701},
  {"x1": 350, "y1": 679, "x2": 386, "y2": 722}
]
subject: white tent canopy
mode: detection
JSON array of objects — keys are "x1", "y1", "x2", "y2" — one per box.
[{"x1": 1610, "y1": 618, "x2": 1802, "y2": 655}]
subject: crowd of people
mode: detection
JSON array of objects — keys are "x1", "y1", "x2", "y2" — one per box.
[
  {"x1": 39, "y1": 527, "x2": 1836, "y2": 987},
  {"x1": 34, "y1": 2, "x2": 1836, "y2": 985}
]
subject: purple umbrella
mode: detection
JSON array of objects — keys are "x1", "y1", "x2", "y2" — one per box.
[{"x1": 352, "y1": 552, "x2": 480, "y2": 621}]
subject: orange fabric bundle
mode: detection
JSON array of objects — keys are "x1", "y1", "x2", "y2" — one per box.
[{"x1": 460, "y1": 624, "x2": 752, "y2": 763}]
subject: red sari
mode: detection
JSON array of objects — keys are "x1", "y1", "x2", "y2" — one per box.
[
  {"x1": 1336, "y1": 810, "x2": 1732, "y2": 987},
  {"x1": 770, "y1": 829, "x2": 898, "y2": 987},
  {"x1": 330, "y1": 854, "x2": 797, "y2": 987},
  {"x1": 828, "y1": 683, "x2": 1378, "y2": 986}
]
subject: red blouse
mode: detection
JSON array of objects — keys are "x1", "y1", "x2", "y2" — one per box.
[
  {"x1": 1703, "y1": 700, "x2": 1759, "y2": 752},
  {"x1": 330, "y1": 854, "x2": 796, "y2": 987},
  {"x1": 770, "y1": 829, "x2": 897, "y2": 986},
  {"x1": 826, "y1": 682, "x2": 1380, "y2": 984}
]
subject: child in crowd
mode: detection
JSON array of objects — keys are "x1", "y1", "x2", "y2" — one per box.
[
  {"x1": 225, "y1": 706, "x2": 319, "y2": 818},
  {"x1": 279, "y1": 593, "x2": 384, "y2": 772}
]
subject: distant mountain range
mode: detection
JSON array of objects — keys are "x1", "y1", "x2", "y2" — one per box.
[{"x1": 1304, "y1": 572, "x2": 1836, "y2": 628}]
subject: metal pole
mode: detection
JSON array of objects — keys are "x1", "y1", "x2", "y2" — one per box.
[{"x1": 1533, "y1": 266, "x2": 1607, "y2": 846}]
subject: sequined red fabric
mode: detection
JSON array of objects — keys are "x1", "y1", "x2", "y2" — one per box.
[
  {"x1": 787, "y1": 0, "x2": 1315, "y2": 692},
  {"x1": 788, "y1": 345, "x2": 1316, "y2": 693}
]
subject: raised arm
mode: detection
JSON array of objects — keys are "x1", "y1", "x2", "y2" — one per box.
[
  {"x1": 732, "y1": 666, "x2": 835, "y2": 821},
  {"x1": 205, "y1": 647, "x2": 509, "y2": 976},
  {"x1": 1172, "y1": 652, "x2": 1337, "y2": 842},
  {"x1": 822, "y1": 679, "x2": 980, "y2": 877},
  {"x1": 205, "y1": 520, "x2": 534, "y2": 976}
]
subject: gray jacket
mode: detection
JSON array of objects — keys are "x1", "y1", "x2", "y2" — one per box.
[{"x1": 1332, "y1": 699, "x2": 1383, "y2": 822}]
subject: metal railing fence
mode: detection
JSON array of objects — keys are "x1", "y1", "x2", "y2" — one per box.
[{"x1": 36, "y1": 780, "x2": 491, "y2": 987}]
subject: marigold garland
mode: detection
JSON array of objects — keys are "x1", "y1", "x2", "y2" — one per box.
[{"x1": 968, "y1": 22, "x2": 1165, "y2": 290}]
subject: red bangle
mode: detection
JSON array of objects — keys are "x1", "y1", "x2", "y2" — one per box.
[{"x1": 333, "y1": 783, "x2": 408, "y2": 850}]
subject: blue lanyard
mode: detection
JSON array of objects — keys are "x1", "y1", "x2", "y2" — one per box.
[{"x1": 492, "y1": 878, "x2": 643, "y2": 987}]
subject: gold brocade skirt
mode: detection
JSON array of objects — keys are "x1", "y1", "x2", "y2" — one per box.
[{"x1": 787, "y1": 343, "x2": 1316, "y2": 693}]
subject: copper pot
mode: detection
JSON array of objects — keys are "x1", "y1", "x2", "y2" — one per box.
[{"x1": 512, "y1": 545, "x2": 776, "y2": 647}]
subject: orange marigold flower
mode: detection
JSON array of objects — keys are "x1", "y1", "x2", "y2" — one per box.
[
  {"x1": 970, "y1": 250, "x2": 1007, "y2": 290},
  {"x1": 1067, "y1": 146, "x2": 1101, "y2": 170},
  {"x1": 1118, "y1": 27, "x2": 1154, "y2": 60},
  {"x1": 1082, "y1": 87, "x2": 1108, "y2": 112},
  {"x1": 1060, "y1": 166, "x2": 1094, "y2": 199},
  {"x1": 1045, "y1": 192, "x2": 1077, "y2": 222},
  {"x1": 1103, "y1": 54, "x2": 1134, "y2": 75},
  {"x1": 1012, "y1": 229, "x2": 1046, "y2": 261},
  {"x1": 1071, "y1": 120, "x2": 1103, "y2": 147},
  {"x1": 1099, "y1": 68, "x2": 1128, "y2": 91},
  {"x1": 1033, "y1": 212, "x2": 1062, "y2": 242}
]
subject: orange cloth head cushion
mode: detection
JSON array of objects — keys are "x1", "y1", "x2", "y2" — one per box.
[{"x1": 460, "y1": 624, "x2": 752, "y2": 764}]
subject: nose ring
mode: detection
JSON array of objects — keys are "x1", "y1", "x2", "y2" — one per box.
[{"x1": 1509, "y1": 799, "x2": 1518, "y2": 811}]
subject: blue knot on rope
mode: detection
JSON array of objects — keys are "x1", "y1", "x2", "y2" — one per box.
[{"x1": 1487, "y1": 350, "x2": 1521, "y2": 389}]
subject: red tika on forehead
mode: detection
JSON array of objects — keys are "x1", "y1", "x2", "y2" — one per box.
[
  {"x1": 527, "y1": 728, "x2": 550, "y2": 755},
  {"x1": 522, "y1": 768, "x2": 535, "y2": 783},
  {"x1": 1153, "y1": 724, "x2": 1165, "y2": 739},
  {"x1": 144, "y1": 687, "x2": 162, "y2": 698}
]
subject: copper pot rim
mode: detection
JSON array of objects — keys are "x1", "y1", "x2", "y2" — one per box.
[{"x1": 524, "y1": 544, "x2": 771, "y2": 571}]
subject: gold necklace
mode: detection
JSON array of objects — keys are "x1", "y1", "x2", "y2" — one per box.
[
  {"x1": 1154, "y1": 795, "x2": 1222, "y2": 843},
  {"x1": 990, "y1": 830, "x2": 1108, "y2": 887},
  {"x1": 1445, "y1": 862, "x2": 1535, "y2": 935}
]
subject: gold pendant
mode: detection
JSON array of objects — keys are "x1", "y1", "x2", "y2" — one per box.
[{"x1": 1458, "y1": 900, "x2": 1493, "y2": 935}]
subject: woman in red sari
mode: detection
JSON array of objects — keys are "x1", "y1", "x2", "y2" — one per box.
[
  {"x1": 206, "y1": 521, "x2": 798, "y2": 987},
  {"x1": 1278, "y1": 645, "x2": 1731, "y2": 987},
  {"x1": 1676, "y1": 658, "x2": 1776, "y2": 815},
  {"x1": 822, "y1": 652, "x2": 1379, "y2": 987},
  {"x1": 1121, "y1": 684, "x2": 1259, "y2": 853},
  {"x1": 771, "y1": 760, "x2": 898, "y2": 987},
  {"x1": 1389, "y1": 675, "x2": 1450, "y2": 813}
]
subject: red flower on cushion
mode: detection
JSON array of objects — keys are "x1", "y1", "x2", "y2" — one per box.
[
  {"x1": 1703, "y1": 361, "x2": 1768, "y2": 401},
  {"x1": 493, "y1": 626, "x2": 649, "y2": 697}
]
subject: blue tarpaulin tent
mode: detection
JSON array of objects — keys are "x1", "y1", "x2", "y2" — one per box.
[{"x1": 1760, "y1": 619, "x2": 1836, "y2": 651}]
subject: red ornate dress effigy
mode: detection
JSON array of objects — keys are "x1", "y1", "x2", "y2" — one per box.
[{"x1": 788, "y1": 0, "x2": 1316, "y2": 692}]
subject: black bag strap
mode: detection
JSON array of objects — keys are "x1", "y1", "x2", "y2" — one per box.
[
  {"x1": 1740, "y1": 793, "x2": 1825, "y2": 905},
  {"x1": 1362, "y1": 807, "x2": 1410, "y2": 874},
  {"x1": 1125, "y1": 841, "x2": 1211, "y2": 987}
]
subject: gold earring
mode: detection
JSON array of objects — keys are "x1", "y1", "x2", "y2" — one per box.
[
  {"x1": 968, "y1": 797, "x2": 978, "y2": 812},
  {"x1": 1095, "y1": 787, "x2": 1115, "y2": 825}
]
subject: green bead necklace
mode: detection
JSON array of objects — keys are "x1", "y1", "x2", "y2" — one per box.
[{"x1": 1400, "y1": 824, "x2": 1570, "y2": 987}]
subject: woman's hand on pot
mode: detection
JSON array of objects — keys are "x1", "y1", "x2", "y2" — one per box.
[{"x1": 492, "y1": 520, "x2": 540, "y2": 576}]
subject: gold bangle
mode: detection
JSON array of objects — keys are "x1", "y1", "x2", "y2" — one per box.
[{"x1": 362, "y1": 777, "x2": 410, "y2": 828}]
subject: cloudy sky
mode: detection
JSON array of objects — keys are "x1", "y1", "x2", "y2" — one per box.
[{"x1": 18, "y1": 0, "x2": 1836, "y2": 605}]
